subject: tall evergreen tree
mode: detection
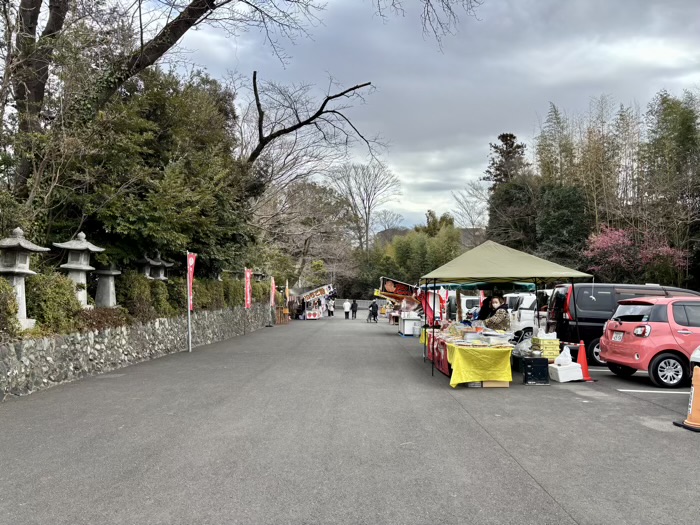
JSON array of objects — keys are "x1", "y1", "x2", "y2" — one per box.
[{"x1": 483, "y1": 133, "x2": 530, "y2": 187}]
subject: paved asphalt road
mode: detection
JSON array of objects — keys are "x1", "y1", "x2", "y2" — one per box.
[{"x1": 1, "y1": 317, "x2": 698, "y2": 525}]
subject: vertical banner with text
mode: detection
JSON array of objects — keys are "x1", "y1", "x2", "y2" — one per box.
[
  {"x1": 244, "y1": 268, "x2": 253, "y2": 309},
  {"x1": 187, "y1": 252, "x2": 197, "y2": 311},
  {"x1": 270, "y1": 277, "x2": 276, "y2": 307}
]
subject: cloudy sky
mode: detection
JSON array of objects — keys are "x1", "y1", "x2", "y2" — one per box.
[{"x1": 181, "y1": 0, "x2": 700, "y2": 227}]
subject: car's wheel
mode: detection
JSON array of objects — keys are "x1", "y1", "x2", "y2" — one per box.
[
  {"x1": 587, "y1": 338, "x2": 606, "y2": 366},
  {"x1": 649, "y1": 353, "x2": 688, "y2": 388},
  {"x1": 607, "y1": 363, "x2": 636, "y2": 378}
]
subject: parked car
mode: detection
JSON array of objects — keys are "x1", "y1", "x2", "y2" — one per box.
[
  {"x1": 546, "y1": 283, "x2": 700, "y2": 366},
  {"x1": 509, "y1": 291, "x2": 552, "y2": 339},
  {"x1": 600, "y1": 297, "x2": 700, "y2": 388}
]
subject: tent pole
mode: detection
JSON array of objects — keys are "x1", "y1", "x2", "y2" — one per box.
[
  {"x1": 570, "y1": 278, "x2": 581, "y2": 344},
  {"x1": 431, "y1": 278, "x2": 436, "y2": 377},
  {"x1": 534, "y1": 278, "x2": 540, "y2": 334},
  {"x1": 422, "y1": 278, "x2": 427, "y2": 362}
]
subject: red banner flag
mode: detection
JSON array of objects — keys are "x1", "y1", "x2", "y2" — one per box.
[
  {"x1": 245, "y1": 268, "x2": 253, "y2": 309},
  {"x1": 187, "y1": 252, "x2": 197, "y2": 311},
  {"x1": 270, "y1": 276, "x2": 276, "y2": 307}
]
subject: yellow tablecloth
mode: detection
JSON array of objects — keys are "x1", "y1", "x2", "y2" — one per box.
[
  {"x1": 420, "y1": 328, "x2": 428, "y2": 345},
  {"x1": 446, "y1": 344, "x2": 512, "y2": 388}
]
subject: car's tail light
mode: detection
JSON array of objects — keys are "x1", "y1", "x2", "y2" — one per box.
[
  {"x1": 563, "y1": 286, "x2": 575, "y2": 320},
  {"x1": 633, "y1": 325, "x2": 651, "y2": 337}
]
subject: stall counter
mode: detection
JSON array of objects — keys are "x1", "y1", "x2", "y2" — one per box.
[
  {"x1": 399, "y1": 316, "x2": 421, "y2": 336},
  {"x1": 446, "y1": 344, "x2": 512, "y2": 388}
]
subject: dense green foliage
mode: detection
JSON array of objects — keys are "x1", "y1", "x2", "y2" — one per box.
[
  {"x1": 26, "y1": 273, "x2": 83, "y2": 334},
  {"x1": 117, "y1": 271, "x2": 156, "y2": 321},
  {"x1": 481, "y1": 90, "x2": 700, "y2": 287},
  {"x1": 0, "y1": 278, "x2": 20, "y2": 339}
]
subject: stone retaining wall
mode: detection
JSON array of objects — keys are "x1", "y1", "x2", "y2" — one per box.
[{"x1": 0, "y1": 303, "x2": 271, "y2": 399}]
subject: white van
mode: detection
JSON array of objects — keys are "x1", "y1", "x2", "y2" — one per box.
[{"x1": 508, "y1": 291, "x2": 552, "y2": 338}]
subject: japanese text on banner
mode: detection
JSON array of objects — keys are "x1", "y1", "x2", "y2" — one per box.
[
  {"x1": 187, "y1": 253, "x2": 197, "y2": 311},
  {"x1": 245, "y1": 268, "x2": 253, "y2": 309}
]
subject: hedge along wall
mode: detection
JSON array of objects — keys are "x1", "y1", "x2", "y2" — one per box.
[{"x1": 0, "y1": 302, "x2": 271, "y2": 399}]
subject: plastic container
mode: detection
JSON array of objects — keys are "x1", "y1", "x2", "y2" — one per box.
[{"x1": 548, "y1": 363, "x2": 583, "y2": 383}]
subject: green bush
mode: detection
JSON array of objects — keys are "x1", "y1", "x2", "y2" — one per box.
[
  {"x1": 116, "y1": 270, "x2": 155, "y2": 321},
  {"x1": 252, "y1": 281, "x2": 270, "y2": 302},
  {"x1": 208, "y1": 280, "x2": 225, "y2": 310},
  {"x1": 76, "y1": 307, "x2": 131, "y2": 332},
  {"x1": 223, "y1": 276, "x2": 244, "y2": 307},
  {"x1": 0, "y1": 277, "x2": 20, "y2": 339},
  {"x1": 166, "y1": 277, "x2": 187, "y2": 312},
  {"x1": 193, "y1": 279, "x2": 225, "y2": 310},
  {"x1": 26, "y1": 273, "x2": 83, "y2": 333},
  {"x1": 150, "y1": 280, "x2": 175, "y2": 317}
]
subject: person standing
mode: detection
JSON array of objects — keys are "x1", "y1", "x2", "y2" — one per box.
[
  {"x1": 343, "y1": 299, "x2": 351, "y2": 319},
  {"x1": 328, "y1": 299, "x2": 335, "y2": 317},
  {"x1": 369, "y1": 300, "x2": 379, "y2": 323},
  {"x1": 351, "y1": 299, "x2": 358, "y2": 319}
]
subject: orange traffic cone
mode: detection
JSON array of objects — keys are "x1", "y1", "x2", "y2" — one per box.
[
  {"x1": 578, "y1": 340, "x2": 594, "y2": 382},
  {"x1": 674, "y1": 367, "x2": 700, "y2": 432}
]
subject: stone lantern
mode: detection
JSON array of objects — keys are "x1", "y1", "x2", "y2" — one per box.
[
  {"x1": 0, "y1": 227, "x2": 50, "y2": 330},
  {"x1": 147, "y1": 251, "x2": 173, "y2": 281},
  {"x1": 136, "y1": 253, "x2": 156, "y2": 280},
  {"x1": 53, "y1": 232, "x2": 105, "y2": 308},
  {"x1": 94, "y1": 263, "x2": 121, "y2": 308}
]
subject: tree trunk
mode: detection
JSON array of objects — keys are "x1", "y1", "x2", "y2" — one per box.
[
  {"x1": 12, "y1": 0, "x2": 69, "y2": 197},
  {"x1": 12, "y1": 0, "x2": 214, "y2": 197}
]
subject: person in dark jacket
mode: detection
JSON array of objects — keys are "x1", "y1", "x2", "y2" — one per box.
[
  {"x1": 478, "y1": 295, "x2": 492, "y2": 320},
  {"x1": 368, "y1": 300, "x2": 379, "y2": 323},
  {"x1": 351, "y1": 299, "x2": 358, "y2": 319},
  {"x1": 484, "y1": 295, "x2": 510, "y2": 331}
]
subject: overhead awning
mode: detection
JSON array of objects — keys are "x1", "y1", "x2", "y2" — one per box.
[{"x1": 421, "y1": 240, "x2": 591, "y2": 284}]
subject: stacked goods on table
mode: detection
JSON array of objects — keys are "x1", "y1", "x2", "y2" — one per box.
[{"x1": 531, "y1": 337, "x2": 560, "y2": 362}]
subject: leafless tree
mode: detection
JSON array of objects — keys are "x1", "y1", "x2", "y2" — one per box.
[
  {"x1": 452, "y1": 180, "x2": 488, "y2": 228},
  {"x1": 250, "y1": 179, "x2": 351, "y2": 285},
  {"x1": 327, "y1": 162, "x2": 401, "y2": 252},
  {"x1": 452, "y1": 179, "x2": 488, "y2": 247},
  {"x1": 374, "y1": 209, "x2": 404, "y2": 232}
]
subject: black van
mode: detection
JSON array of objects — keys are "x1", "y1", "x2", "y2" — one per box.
[{"x1": 546, "y1": 283, "x2": 700, "y2": 366}]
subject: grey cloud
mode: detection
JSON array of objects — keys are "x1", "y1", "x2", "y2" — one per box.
[{"x1": 181, "y1": 0, "x2": 700, "y2": 226}]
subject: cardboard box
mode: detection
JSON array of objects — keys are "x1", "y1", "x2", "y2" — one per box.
[
  {"x1": 548, "y1": 363, "x2": 583, "y2": 383},
  {"x1": 482, "y1": 381, "x2": 510, "y2": 388}
]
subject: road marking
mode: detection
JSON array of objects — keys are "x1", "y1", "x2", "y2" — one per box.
[{"x1": 617, "y1": 389, "x2": 690, "y2": 395}]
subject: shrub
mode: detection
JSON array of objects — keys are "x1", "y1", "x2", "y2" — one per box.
[
  {"x1": 166, "y1": 277, "x2": 187, "y2": 312},
  {"x1": 76, "y1": 307, "x2": 131, "y2": 332},
  {"x1": 116, "y1": 270, "x2": 156, "y2": 321},
  {"x1": 223, "y1": 276, "x2": 244, "y2": 307},
  {"x1": 0, "y1": 277, "x2": 20, "y2": 340},
  {"x1": 252, "y1": 282, "x2": 270, "y2": 302},
  {"x1": 208, "y1": 280, "x2": 225, "y2": 310},
  {"x1": 150, "y1": 280, "x2": 175, "y2": 317},
  {"x1": 193, "y1": 279, "x2": 225, "y2": 310},
  {"x1": 26, "y1": 272, "x2": 83, "y2": 333}
]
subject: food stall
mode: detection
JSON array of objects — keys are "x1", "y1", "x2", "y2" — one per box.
[
  {"x1": 420, "y1": 241, "x2": 591, "y2": 388},
  {"x1": 301, "y1": 284, "x2": 334, "y2": 320},
  {"x1": 378, "y1": 277, "x2": 423, "y2": 336}
]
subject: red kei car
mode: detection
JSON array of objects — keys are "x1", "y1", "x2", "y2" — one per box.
[{"x1": 600, "y1": 297, "x2": 700, "y2": 388}]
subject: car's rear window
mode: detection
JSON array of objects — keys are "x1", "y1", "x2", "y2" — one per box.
[{"x1": 613, "y1": 304, "x2": 667, "y2": 323}]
